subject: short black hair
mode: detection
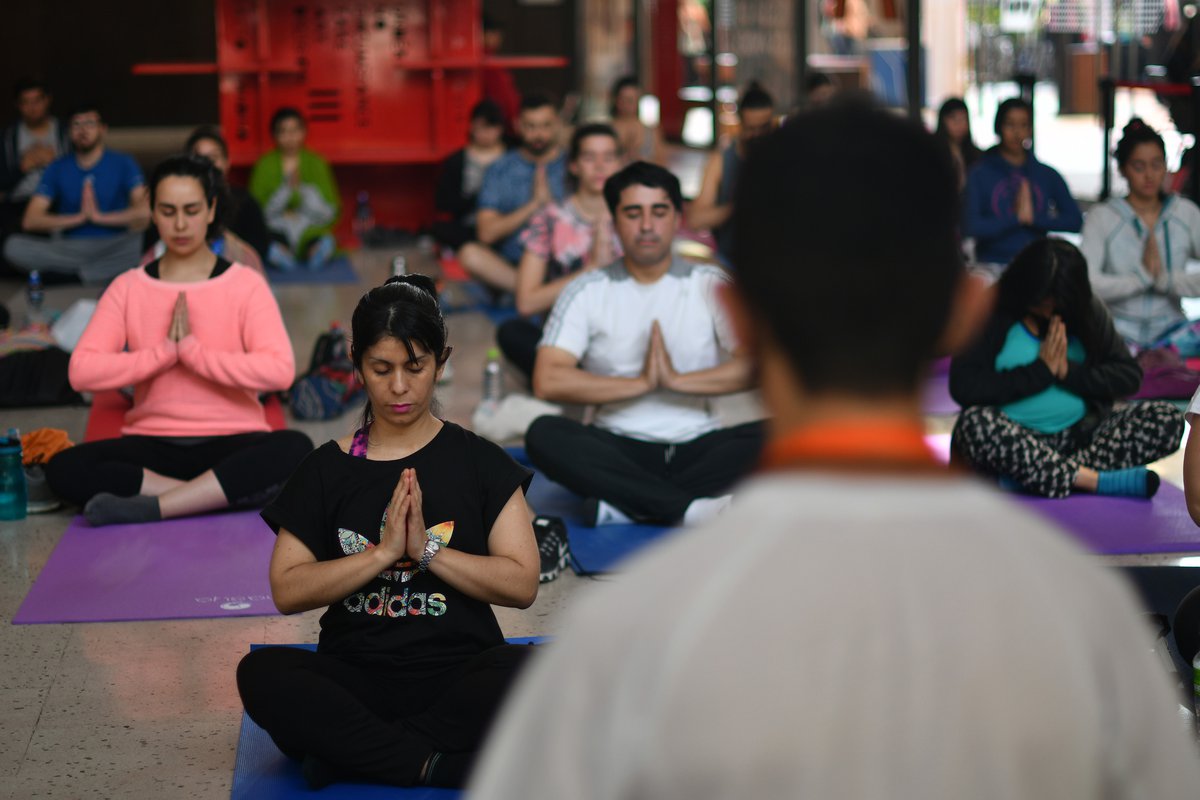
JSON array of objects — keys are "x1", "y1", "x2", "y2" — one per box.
[
  {"x1": 993, "y1": 97, "x2": 1032, "y2": 136},
  {"x1": 739, "y1": 82, "x2": 775, "y2": 114},
  {"x1": 610, "y1": 75, "x2": 641, "y2": 115},
  {"x1": 270, "y1": 106, "x2": 305, "y2": 134},
  {"x1": 603, "y1": 161, "x2": 683, "y2": 216},
  {"x1": 470, "y1": 99, "x2": 505, "y2": 128},
  {"x1": 732, "y1": 99, "x2": 963, "y2": 396},
  {"x1": 805, "y1": 72, "x2": 833, "y2": 94},
  {"x1": 67, "y1": 102, "x2": 103, "y2": 123},
  {"x1": 569, "y1": 122, "x2": 619, "y2": 161},
  {"x1": 14, "y1": 77, "x2": 49, "y2": 99},
  {"x1": 185, "y1": 125, "x2": 228, "y2": 158},
  {"x1": 1114, "y1": 117, "x2": 1166, "y2": 168},
  {"x1": 519, "y1": 92, "x2": 557, "y2": 114}
]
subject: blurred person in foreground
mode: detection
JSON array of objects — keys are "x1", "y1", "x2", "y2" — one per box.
[{"x1": 467, "y1": 99, "x2": 1200, "y2": 799}]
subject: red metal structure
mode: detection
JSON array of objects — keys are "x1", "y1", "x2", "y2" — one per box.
[{"x1": 134, "y1": 0, "x2": 567, "y2": 235}]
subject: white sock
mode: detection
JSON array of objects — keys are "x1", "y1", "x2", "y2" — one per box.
[
  {"x1": 683, "y1": 495, "x2": 732, "y2": 525},
  {"x1": 594, "y1": 499, "x2": 634, "y2": 526}
]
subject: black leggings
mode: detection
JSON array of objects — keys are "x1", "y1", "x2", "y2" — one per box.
[
  {"x1": 45, "y1": 430, "x2": 314, "y2": 507},
  {"x1": 236, "y1": 643, "x2": 533, "y2": 787},
  {"x1": 495, "y1": 317, "x2": 541, "y2": 382},
  {"x1": 525, "y1": 416, "x2": 766, "y2": 523}
]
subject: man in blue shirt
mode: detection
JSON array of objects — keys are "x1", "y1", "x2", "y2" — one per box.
[
  {"x1": 3, "y1": 103, "x2": 149, "y2": 285},
  {"x1": 459, "y1": 92, "x2": 567, "y2": 293}
]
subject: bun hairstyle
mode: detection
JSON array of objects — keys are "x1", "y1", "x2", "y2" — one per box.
[
  {"x1": 350, "y1": 275, "x2": 450, "y2": 426},
  {"x1": 1114, "y1": 117, "x2": 1166, "y2": 168},
  {"x1": 149, "y1": 154, "x2": 230, "y2": 240}
]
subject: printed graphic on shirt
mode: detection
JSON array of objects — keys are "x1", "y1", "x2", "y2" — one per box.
[{"x1": 337, "y1": 518, "x2": 455, "y2": 583}]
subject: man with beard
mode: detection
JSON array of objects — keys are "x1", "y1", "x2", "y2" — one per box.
[
  {"x1": 525, "y1": 161, "x2": 764, "y2": 526},
  {"x1": 686, "y1": 83, "x2": 776, "y2": 266},
  {"x1": 4, "y1": 103, "x2": 148, "y2": 285},
  {"x1": 460, "y1": 93, "x2": 567, "y2": 293},
  {"x1": 0, "y1": 79, "x2": 71, "y2": 243}
]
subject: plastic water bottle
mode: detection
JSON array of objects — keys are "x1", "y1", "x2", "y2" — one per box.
[
  {"x1": 480, "y1": 347, "x2": 504, "y2": 415},
  {"x1": 0, "y1": 429, "x2": 27, "y2": 521},
  {"x1": 353, "y1": 190, "x2": 375, "y2": 241},
  {"x1": 391, "y1": 255, "x2": 407, "y2": 277},
  {"x1": 26, "y1": 270, "x2": 45, "y2": 329}
]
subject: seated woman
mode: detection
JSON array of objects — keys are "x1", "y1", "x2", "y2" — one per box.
[
  {"x1": 45, "y1": 155, "x2": 312, "y2": 525},
  {"x1": 962, "y1": 98, "x2": 1082, "y2": 268},
  {"x1": 236, "y1": 275, "x2": 540, "y2": 790},
  {"x1": 610, "y1": 76, "x2": 664, "y2": 166},
  {"x1": 934, "y1": 97, "x2": 981, "y2": 190},
  {"x1": 249, "y1": 107, "x2": 340, "y2": 271},
  {"x1": 432, "y1": 100, "x2": 507, "y2": 255},
  {"x1": 950, "y1": 237, "x2": 1183, "y2": 499},
  {"x1": 495, "y1": 123, "x2": 623, "y2": 380},
  {"x1": 1081, "y1": 119, "x2": 1200, "y2": 350}
]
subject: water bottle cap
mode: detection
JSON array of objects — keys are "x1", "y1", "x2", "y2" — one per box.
[{"x1": 486, "y1": 347, "x2": 500, "y2": 359}]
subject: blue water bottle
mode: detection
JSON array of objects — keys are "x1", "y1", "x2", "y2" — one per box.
[{"x1": 0, "y1": 429, "x2": 27, "y2": 521}]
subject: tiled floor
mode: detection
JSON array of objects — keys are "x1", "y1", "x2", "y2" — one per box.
[{"x1": 0, "y1": 242, "x2": 1197, "y2": 798}]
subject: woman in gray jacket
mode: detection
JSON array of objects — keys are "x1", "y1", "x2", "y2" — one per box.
[{"x1": 1080, "y1": 119, "x2": 1200, "y2": 348}]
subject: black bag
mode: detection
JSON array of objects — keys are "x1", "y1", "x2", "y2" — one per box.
[{"x1": 0, "y1": 347, "x2": 83, "y2": 407}]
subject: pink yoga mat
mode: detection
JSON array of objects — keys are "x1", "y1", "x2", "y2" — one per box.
[{"x1": 13, "y1": 511, "x2": 278, "y2": 624}]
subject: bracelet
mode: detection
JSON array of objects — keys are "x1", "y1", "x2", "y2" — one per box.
[{"x1": 418, "y1": 537, "x2": 441, "y2": 573}]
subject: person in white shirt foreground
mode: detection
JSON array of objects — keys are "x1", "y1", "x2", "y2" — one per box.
[{"x1": 467, "y1": 99, "x2": 1200, "y2": 799}]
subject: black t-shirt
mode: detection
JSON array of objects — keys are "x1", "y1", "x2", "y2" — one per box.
[{"x1": 261, "y1": 422, "x2": 532, "y2": 679}]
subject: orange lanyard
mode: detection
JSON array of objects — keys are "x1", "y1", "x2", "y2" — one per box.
[{"x1": 761, "y1": 421, "x2": 938, "y2": 472}]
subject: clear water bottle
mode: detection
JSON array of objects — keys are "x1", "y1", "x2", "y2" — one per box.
[
  {"x1": 391, "y1": 255, "x2": 407, "y2": 277},
  {"x1": 26, "y1": 270, "x2": 45, "y2": 329},
  {"x1": 0, "y1": 429, "x2": 27, "y2": 521},
  {"x1": 480, "y1": 347, "x2": 504, "y2": 415},
  {"x1": 353, "y1": 190, "x2": 375, "y2": 241}
]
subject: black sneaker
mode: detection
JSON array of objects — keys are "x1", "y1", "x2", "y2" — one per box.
[{"x1": 533, "y1": 515, "x2": 570, "y2": 583}]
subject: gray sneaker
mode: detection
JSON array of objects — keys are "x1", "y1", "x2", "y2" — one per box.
[{"x1": 24, "y1": 464, "x2": 61, "y2": 514}]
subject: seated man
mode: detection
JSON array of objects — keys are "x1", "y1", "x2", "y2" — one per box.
[
  {"x1": 432, "y1": 100, "x2": 507, "y2": 254},
  {"x1": 3, "y1": 102, "x2": 148, "y2": 285},
  {"x1": 249, "y1": 107, "x2": 340, "y2": 272},
  {"x1": 0, "y1": 78, "x2": 70, "y2": 240},
  {"x1": 470, "y1": 100, "x2": 1200, "y2": 800},
  {"x1": 686, "y1": 83, "x2": 775, "y2": 265},
  {"x1": 526, "y1": 161, "x2": 764, "y2": 526},
  {"x1": 461, "y1": 93, "x2": 567, "y2": 293}
]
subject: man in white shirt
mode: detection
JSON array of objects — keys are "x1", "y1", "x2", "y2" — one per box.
[
  {"x1": 470, "y1": 102, "x2": 1200, "y2": 800},
  {"x1": 527, "y1": 161, "x2": 763, "y2": 526}
]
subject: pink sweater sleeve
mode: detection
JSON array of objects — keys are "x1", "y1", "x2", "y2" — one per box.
[
  {"x1": 176, "y1": 274, "x2": 296, "y2": 391},
  {"x1": 69, "y1": 277, "x2": 179, "y2": 392}
]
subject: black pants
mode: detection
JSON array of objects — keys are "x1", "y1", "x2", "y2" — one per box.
[
  {"x1": 525, "y1": 415, "x2": 766, "y2": 523},
  {"x1": 952, "y1": 402, "x2": 1183, "y2": 498},
  {"x1": 45, "y1": 430, "x2": 313, "y2": 507},
  {"x1": 236, "y1": 643, "x2": 532, "y2": 787},
  {"x1": 495, "y1": 317, "x2": 541, "y2": 382}
]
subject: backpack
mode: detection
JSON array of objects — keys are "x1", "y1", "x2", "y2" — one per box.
[
  {"x1": 290, "y1": 324, "x2": 364, "y2": 420},
  {"x1": 0, "y1": 347, "x2": 83, "y2": 408}
]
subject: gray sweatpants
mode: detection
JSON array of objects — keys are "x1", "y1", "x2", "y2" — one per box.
[{"x1": 3, "y1": 230, "x2": 143, "y2": 285}]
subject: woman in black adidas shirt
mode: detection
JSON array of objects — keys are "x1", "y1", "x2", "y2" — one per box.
[{"x1": 237, "y1": 275, "x2": 539, "y2": 789}]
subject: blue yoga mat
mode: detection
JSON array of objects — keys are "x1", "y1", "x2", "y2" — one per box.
[
  {"x1": 231, "y1": 638, "x2": 544, "y2": 800},
  {"x1": 506, "y1": 447, "x2": 676, "y2": 574},
  {"x1": 266, "y1": 256, "x2": 358, "y2": 285}
]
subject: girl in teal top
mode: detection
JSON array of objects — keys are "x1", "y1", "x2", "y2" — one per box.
[
  {"x1": 249, "y1": 108, "x2": 340, "y2": 271},
  {"x1": 949, "y1": 238, "x2": 1183, "y2": 498}
]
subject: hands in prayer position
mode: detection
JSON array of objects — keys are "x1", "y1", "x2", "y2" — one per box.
[
  {"x1": 1038, "y1": 315, "x2": 1069, "y2": 380},
  {"x1": 168, "y1": 292, "x2": 191, "y2": 342}
]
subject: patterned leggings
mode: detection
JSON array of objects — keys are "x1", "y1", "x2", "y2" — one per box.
[{"x1": 952, "y1": 402, "x2": 1183, "y2": 498}]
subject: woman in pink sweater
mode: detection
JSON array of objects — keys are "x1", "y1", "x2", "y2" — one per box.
[{"x1": 46, "y1": 155, "x2": 312, "y2": 526}]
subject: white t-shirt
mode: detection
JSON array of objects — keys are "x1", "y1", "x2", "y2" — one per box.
[
  {"x1": 539, "y1": 258, "x2": 735, "y2": 443},
  {"x1": 470, "y1": 473, "x2": 1200, "y2": 800},
  {"x1": 1186, "y1": 384, "x2": 1200, "y2": 423}
]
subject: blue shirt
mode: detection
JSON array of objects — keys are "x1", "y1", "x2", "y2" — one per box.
[
  {"x1": 995, "y1": 322, "x2": 1087, "y2": 433},
  {"x1": 476, "y1": 150, "x2": 567, "y2": 262},
  {"x1": 35, "y1": 149, "x2": 145, "y2": 239}
]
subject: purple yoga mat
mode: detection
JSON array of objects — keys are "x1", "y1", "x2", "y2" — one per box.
[
  {"x1": 923, "y1": 372, "x2": 960, "y2": 415},
  {"x1": 13, "y1": 511, "x2": 279, "y2": 624},
  {"x1": 1016, "y1": 482, "x2": 1200, "y2": 555}
]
